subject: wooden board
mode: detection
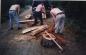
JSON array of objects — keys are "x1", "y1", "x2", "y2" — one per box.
[
  {"x1": 19, "y1": 19, "x2": 34, "y2": 23},
  {"x1": 31, "y1": 25, "x2": 48, "y2": 35},
  {"x1": 19, "y1": 19, "x2": 40, "y2": 23},
  {"x1": 22, "y1": 25, "x2": 48, "y2": 34}
]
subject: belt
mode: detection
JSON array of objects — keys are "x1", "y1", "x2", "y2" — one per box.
[
  {"x1": 57, "y1": 12, "x2": 64, "y2": 15},
  {"x1": 9, "y1": 10, "x2": 16, "y2": 11}
]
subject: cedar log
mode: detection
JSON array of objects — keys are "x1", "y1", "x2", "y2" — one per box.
[
  {"x1": 31, "y1": 25, "x2": 48, "y2": 35},
  {"x1": 44, "y1": 31, "x2": 63, "y2": 51},
  {"x1": 22, "y1": 25, "x2": 48, "y2": 34},
  {"x1": 19, "y1": 19, "x2": 34, "y2": 23}
]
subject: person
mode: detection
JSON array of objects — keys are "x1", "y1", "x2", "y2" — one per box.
[
  {"x1": 50, "y1": 5, "x2": 65, "y2": 35},
  {"x1": 32, "y1": 3, "x2": 45, "y2": 26},
  {"x1": 9, "y1": 4, "x2": 21, "y2": 30}
]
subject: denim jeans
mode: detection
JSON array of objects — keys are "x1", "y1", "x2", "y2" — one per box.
[
  {"x1": 33, "y1": 11, "x2": 43, "y2": 25},
  {"x1": 9, "y1": 10, "x2": 20, "y2": 28},
  {"x1": 54, "y1": 14, "x2": 65, "y2": 33}
]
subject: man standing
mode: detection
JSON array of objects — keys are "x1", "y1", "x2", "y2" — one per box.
[
  {"x1": 32, "y1": 3, "x2": 45, "y2": 26},
  {"x1": 9, "y1": 4, "x2": 21, "y2": 30},
  {"x1": 50, "y1": 5, "x2": 65, "y2": 35}
]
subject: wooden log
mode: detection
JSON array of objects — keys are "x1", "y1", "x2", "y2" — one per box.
[
  {"x1": 22, "y1": 25, "x2": 48, "y2": 34},
  {"x1": 42, "y1": 33, "x2": 55, "y2": 40},
  {"x1": 19, "y1": 19, "x2": 34, "y2": 23},
  {"x1": 19, "y1": 19, "x2": 40, "y2": 23},
  {"x1": 52, "y1": 33, "x2": 66, "y2": 45},
  {"x1": 22, "y1": 28, "x2": 37, "y2": 34},
  {"x1": 31, "y1": 25, "x2": 48, "y2": 36},
  {"x1": 41, "y1": 34, "x2": 56, "y2": 48},
  {"x1": 44, "y1": 31, "x2": 63, "y2": 51}
]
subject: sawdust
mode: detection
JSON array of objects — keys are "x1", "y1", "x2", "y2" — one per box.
[{"x1": 14, "y1": 35, "x2": 36, "y2": 41}]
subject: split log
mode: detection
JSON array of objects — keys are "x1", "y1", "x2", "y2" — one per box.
[
  {"x1": 42, "y1": 33, "x2": 56, "y2": 40},
  {"x1": 14, "y1": 35, "x2": 36, "y2": 41},
  {"x1": 19, "y1": 19, "x2": 40, "y2": 23},
  {"x1": 19, "y1": 19, "x2": 34, "y2": 23},
  {"x1": 22, "y1": 25, "x2": 48, "y2": 34},
  {"x1": 42, "y1": 33, "x2": 55, "y2": 40},
  {"x1": 41, "y1": 34, "x2": 56, "y2": 48},
  {"x1": 31, "y1": 25, "x2": 48, "y2": 36},
  {"x1": 44, "y1": 31, "x2": 63, "y2": 51}
]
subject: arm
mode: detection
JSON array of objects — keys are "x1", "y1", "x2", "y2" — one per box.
[
  {"x1": 50, "y1": 11, "x2": 56, "y2": 32},
  {"x1": 50, "y1": 11, "x2": 56, "y2": 24},
  {"x1": 16, "y1": 5, "x2": 20, "y2": 15}
]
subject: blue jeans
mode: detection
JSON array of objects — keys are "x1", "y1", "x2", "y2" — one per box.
[
  {"x1": 9, "y1": 10, "x2": 20, "y2": 28},
  {"x1": 33, "y1": 11, "x2": 43, "y2": 25},
  {"x1": 54, "y1": 14, "x2": 65, "y2": 33}
]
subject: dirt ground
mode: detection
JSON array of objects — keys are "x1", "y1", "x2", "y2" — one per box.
[
  {"x1": 0, "y1": 6, "x2": 85, "y2": 55},
  {"x1": 0, "y1": 18, "x2": 85, "y2": 55}
]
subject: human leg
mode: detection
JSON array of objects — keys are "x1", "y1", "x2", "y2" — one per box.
[
  {"x1": 38, "y1": 12, "x2": 43, "y2": 25},
  {"x1": 59, "y1": 14, "x2": 65, "y2": 34},
  {"x1": 14, "y1": 11, "x2": 21, "y2": 29},
  {"x1": 9, "y1": 11, "x2": 14, "y2": 29},
  {"x1": 32, "y1": 11, "x2": 38, "y2": 26},
  {"x1": 54, "y1": 15, "x2": 61, "y2": 33}
]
